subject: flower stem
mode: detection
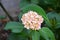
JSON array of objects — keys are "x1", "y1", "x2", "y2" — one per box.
[{"x1": 0, "y1": 2, "x2": 14, "y2": 21}]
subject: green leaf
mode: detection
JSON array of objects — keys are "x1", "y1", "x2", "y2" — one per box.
[
  {"x1": 0, "y1": 15, "x2": 6, "y2": 19},
  {"x1": 31, "y1": 30, "x2": 40, "y2": 40},
  {"x1": 56, "y1": 23, "x2": 60, "y2": 29},
  {"x1": 39, "y1": 27, "x2": 55, "y2": 40},
  {"x1": 47, "y1": 12, "x2": 60, "y2": 22},
  {"x1": 42, "y1": 0, "x2": 56, "y2": 5},
  {"x1": 19, "y1": 0, "x2": 30, "y2": 8},
  {"x1": 47, "y1": 12, "x2": 60, "y2": 29},
  {"x1": 18, "y1": 4, "x2": 51, "y2": 26},
  {"x1": 4, "y1": 22, "x2": 24, "y2": 33},
  {"x1": 7, "y1": 33, "x2": 28, "y2": 40},
  {"x1": 39, "y1": 28, "x2": 49, "y2": 40},
  {"x1": 12, "y1": 29, "x2": 22, "y2": 33},
  {"x1": 39, "y1": 0, "x2": 57, "y2": 9},
  {"x1": 31, "y1": 0, "x2": 39, "y2": 4}
]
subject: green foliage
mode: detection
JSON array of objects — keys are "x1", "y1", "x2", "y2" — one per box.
[
  {"x1": 7, "y1": 33, "x2": 28, "y2": 40},
  {"x1": 47, "y1": 12, "x2": 60, "y2": 29},
  {"x1": 39, "y1": 0, "x2": 57, "y2": 6},
  {"x1": 0, "y1": 15, "x2": 6, "y2": 19},
  {"x1": 4, "y1": 22, "x2": 24, "y2": 33},
  {"x1": 39, "y1": 27, "x2": 55, "y2": 40},
  {"x1": 19, "y1": 0, "x2": 30, "y2": 8},
  {"x1": 19, "y1": 4, "x2": 51, "y2": 26},
  {"x1": 39, "y1": 0, "x2": 60, "y2": 10},
  {"x1": 19, "y1": 0, "x2": 60, "y2": 12},
  {"x1": 47, "y1": 12, "x2": 60, "y2": 22},
  {"x1": 47, "y1": 12, "x2": 60, "y2": 40},
  {"x1": 56, "y1": 23, "x2": 60, "y2": 29},
  {"x1": 19, "y1": 0, "x2": 39, "y2": 8},
  {"x1": 31, "y1": 0, "x2": 39, "y2": 4},
  {"x1": 3, "y1": 0, "x2": 60, "y2": 40},
  {"x1": 31, "y1": 30, "x2": 40, "y2": 40}
]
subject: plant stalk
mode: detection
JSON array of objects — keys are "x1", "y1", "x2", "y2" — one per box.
[{"x1": 0, "y1": 2, "x2": 14, "y2": 21}]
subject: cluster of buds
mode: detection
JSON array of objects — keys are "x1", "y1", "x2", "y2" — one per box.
[{"x1": 21, "y1": 11, "x2": 44, "y2": 30}]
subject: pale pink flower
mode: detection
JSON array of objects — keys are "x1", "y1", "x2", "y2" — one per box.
[{"x1": 21, "y1": 11, "x2": 44, "y2": 30}]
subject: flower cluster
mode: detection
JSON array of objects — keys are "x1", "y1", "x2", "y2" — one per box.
[{"x1": 21, "y1": 11, "x2": 44, "y2": 30}]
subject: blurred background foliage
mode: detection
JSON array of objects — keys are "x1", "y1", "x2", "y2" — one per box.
[
  {"x1": 20, "y1": 0, "x2": 60, "y2": 13},
  {"x1": 0, "y1": 0, "x2": 60, "y2": 40},
  {"x1": 19, "y1": 0, "x2": 60, "y2": 40}
]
